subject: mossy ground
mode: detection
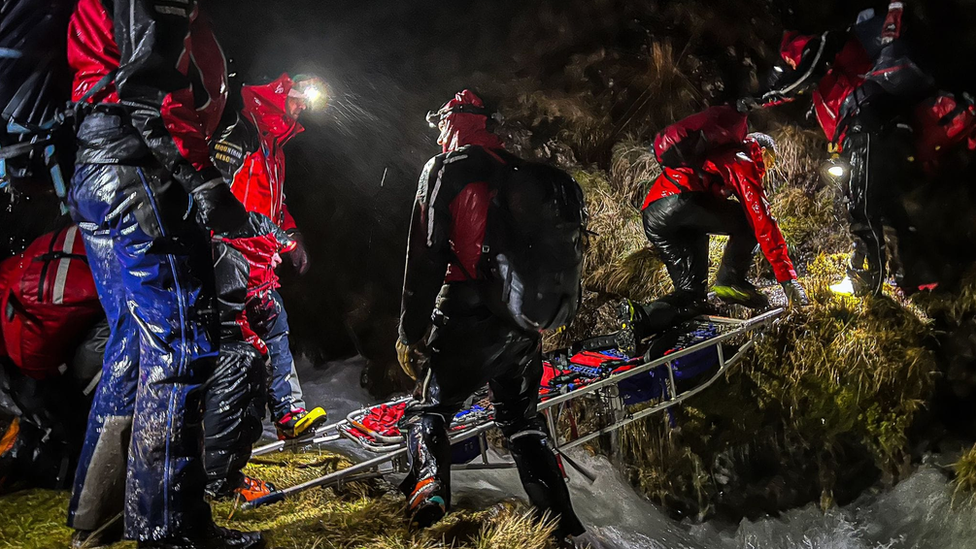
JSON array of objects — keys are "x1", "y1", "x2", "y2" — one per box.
[{"x1": 0, "y1": 449, "x2": 557, "y2": 549}]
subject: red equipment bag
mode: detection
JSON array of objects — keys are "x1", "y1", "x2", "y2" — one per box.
[
  {"x1": 653, "y1": 106, "x2": 749, "y2": 168},
  {"x1": 913, "y1": 92, "x2": 976, "y2": 174},
  {"x1": 0, "y1": 225, "x2": 102, "y2": 379}
]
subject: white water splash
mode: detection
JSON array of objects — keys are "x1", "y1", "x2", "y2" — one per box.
[{"x1": 295, "y1": 359, "x2": 974, "y2": 549}]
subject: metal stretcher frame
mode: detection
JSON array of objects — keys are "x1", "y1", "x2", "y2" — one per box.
[{"x1": 243, "y1": 308, "x2": 783, "y2": 509}]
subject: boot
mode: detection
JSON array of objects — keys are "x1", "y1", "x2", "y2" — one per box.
[
  {"x1": 275, "y1": 406, "x2": 327, "y2": 439},
  {"x1": 400, "y1": 413, "x2": 452, "y2": 529},
  {"x1": 509, "y1": 430, "x2": 585, "y2": 539},
  {"x1": 712, "y1": 280, "x2": 769, "y2": 309},
  {"x1": 137, "y1": 525, "x2": 264, "y2": 549},
  {"x1": 208, "y1": 475, "x2": 277, "y2": 504}
]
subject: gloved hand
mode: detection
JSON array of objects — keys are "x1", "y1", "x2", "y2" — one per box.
[
  {"x1": 284, "y1": 230, "x2": 310, "y2": 275},
  {"x1": 193, "y1": 180, "x2": 248, "y2": 234},
  {"x1": 395, "y1": 338, "x2": 428, "y2": 381},
  {"x1": 736, "y1": 96, "x2": 760, "y2": 113},
  {"x1": 782, "y1": 279, "x2": 810, "y2": 308}
]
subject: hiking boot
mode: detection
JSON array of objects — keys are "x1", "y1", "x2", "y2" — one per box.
[
  {"x1": 406, "y1": 478, "x2": 447, "y2": 529},
  {"x1": 137, "y1": 525, "x2": 264, "y2": 549},
  {"x1": 209, "y1": 475, "x2": 277, "y2": 504},
  {"x1": 148, "y1": 530, "x2": 263, "y2": 549},
  {"x1": 831, "y1": 268, "x2": 881, "y2": 297},
  {"x1": 613, "y1": 300, "x2": 642, "y2": 354},
  {"x1": 275, "y1": 406, "x2": 327, "y2": 440},
  {"x1": 71, "y1": 527, "x2": 123, "y2": 549},
  {"x1": 235, "y1": 475, "x2": 276, "y2": 503},
  {"x1": 713, "y1": 282, "x2": 769, "y2": 309}
]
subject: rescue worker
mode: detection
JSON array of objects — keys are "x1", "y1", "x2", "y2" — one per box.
[
  {"x1": 745, "y1": 3, "x2": 935, "y2": 295},
  {"x1": 64, "y1": 1, "x2": 262, "y2": 547},
  {"x1": 396, "y1": 90, "x2": 585, "y2": 543},
  {"x1": 203, "y1": 215, "x2": 289, "y2": 503},
  {"x1": 626, "y1": 107, "x2": 807, "y2": 340},
  {"x1": 211, "y1": 74, "x2": 326, "y2": 440}
]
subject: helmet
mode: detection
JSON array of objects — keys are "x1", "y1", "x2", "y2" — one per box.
[
  {"x1": 747, "y1": 132, "x2": 777, "y2": 169},
  {"x1": 425, "y1": 89, "x2": 500, "y2": 129}
]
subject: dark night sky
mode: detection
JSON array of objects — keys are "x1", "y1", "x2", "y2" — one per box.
[{"x1": 205, "y1": 0, "x2": 976, "y2": 362}]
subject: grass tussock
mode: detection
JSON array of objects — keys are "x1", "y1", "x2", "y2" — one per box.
[
  {"x1": 615, "y1": 270, "x2": 940, "y2": 518},
  {"x1": 0, "y1": 449, "x2": 560, "y2": 549},
  {"x1": 743, "y1": 283, "x2": 936, "y2": 476},
  {"x1": 953, "y1": 443, "x2": 976, "y2": 505}
]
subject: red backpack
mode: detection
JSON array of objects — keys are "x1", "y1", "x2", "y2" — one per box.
[
  {"x1": 0, "y1": 226, "x2": 103, "y2": 379},
  {"x1": 913, "y1": 92, "x2": 976, "y2": 174},
  {"x1": 653, "y1": 106, "x2": 749, "y2": 169}
]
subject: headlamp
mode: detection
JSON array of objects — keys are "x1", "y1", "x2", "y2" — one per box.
[
  {"x1": 425, "y1": 104, "x2": 500, "y2": 129},
  {"x1": 822, "y1": 157, "x2": 850, "y2": 183},
  {"x1": 289, "y1": 77, "x2": 328, "y2": 111}
]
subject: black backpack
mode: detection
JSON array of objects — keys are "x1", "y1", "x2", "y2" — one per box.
[
  {"x1": 478, "y1": 155, "x2": 587, "y2": 333},
  {"x1": 0, "y1": 0, "x2": 90, "y2": 204}
]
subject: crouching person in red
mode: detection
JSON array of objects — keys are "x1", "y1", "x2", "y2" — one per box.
[
  {"x1": 396, "y1": 90, "x2": 585, "y2": 544},
  {"x1": 624, "y1": 107, "x2": 807, "y2": 340}
]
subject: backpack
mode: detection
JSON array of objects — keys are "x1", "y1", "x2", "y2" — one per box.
[
  {"x1": 0, "y1": 225, "x2": 103, "y2": 379},
  {"x1": 479, "y1": 156, "x2": 587, "y2": 332},
  {"x1": 653, "y1": 106, "x2": 749, "y2": 169},
  {"x1": 0, "y1": 0, "x2": 98, "y2": 205},
  {"x1": 913, "y1": 92, "x2": 976, "y2": 173}
]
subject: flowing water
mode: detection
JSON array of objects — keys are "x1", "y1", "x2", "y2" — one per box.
[{"x1": 294, "y1": 358, "x2": 975, "y2": 549}]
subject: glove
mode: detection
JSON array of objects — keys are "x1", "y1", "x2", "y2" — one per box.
[
  {"x1": 782, "y1": 279, "x2": 810, "y2": 308},
  {"x1": 193, "y1": 180, "x2": 248, "y2": 234},
  {"x1": 736, "y1": 96, "x2": 760, "y2": 113},
  {"x1": 395, "y1": 338, "x2": 428, "y2": 381},
  {"x1": 284, "y1": 230, "x2": 310, "y2": 275}
]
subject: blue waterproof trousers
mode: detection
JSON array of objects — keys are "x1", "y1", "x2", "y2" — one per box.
[{"x1": 66, "y1": 162, "x2": 217, "y2": 541}]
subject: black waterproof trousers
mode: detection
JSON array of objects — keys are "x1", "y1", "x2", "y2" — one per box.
[
  {"x1": 842, "y1": 105, "x2": 932, "y2": 293},
  {"x1": 203, "y1": 243, "x2": 267, "y2": 495},
  {"x1": 638, "y1": 192, "x2": 757, "y2": 336},
  {"x1": 400, "y1": 282, "x2": 585, "y2": 539}
]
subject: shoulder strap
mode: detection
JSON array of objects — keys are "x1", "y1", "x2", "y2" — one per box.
[{"x1": 76, "y1": 70, "x2": 117, "y2": 106}]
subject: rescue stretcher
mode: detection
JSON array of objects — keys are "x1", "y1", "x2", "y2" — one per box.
[{"x1": 244, "y1": 308, "x2": 783, "y2": 509}]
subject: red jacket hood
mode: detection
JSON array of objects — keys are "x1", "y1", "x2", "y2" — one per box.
[
  {"x1": 241, "y1": 73, "x2": 305, "y2": 145},
  {"x1": 780, "y1": 31, "x2": 813, "y2": 69}
]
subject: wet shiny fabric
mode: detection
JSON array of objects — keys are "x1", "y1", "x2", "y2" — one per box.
[
  {"x1": 66, "y1": 162, "x2": 217, "y2": 541},
  {"x1": 841, "y1": 111, "x2": 928, "y2": 292},
  {"x1": 400, "y1": 282, "x2": 584, "y2": 538},
  {"x1": 637, "y1": 192, "x2": 756, "y2": 336},
  {"x1": 202, "y1": 341, "x2": 265, "y2": 495},
  {"x1": 246, "y1": 290, "x2": 305, "y2": 420},
  {"x1": 204, "y1": 243, "x2": 266, "y2": 494}
]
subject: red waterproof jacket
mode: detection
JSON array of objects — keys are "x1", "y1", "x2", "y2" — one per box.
[
  {"x1": 767, "y1": 30, "x2": 873, "y2": 144},
  {"x1": 0, "y1": 226, "x2": 102, "y2": 379},
  {"x1": 212, "y1": 74, "x2": 303, "y2": 295},
  {"x1": 643, "y1": 106, "x2": 749, "y2": 207},
  {"x1": 68, "y1": 0, "x2": 228, "y2": 191},
  {"x1": 642, "y1": 138, "x2": 797, "y2": 283},
  {"x1": 702, "y1": 140, "x2": 797, "y2": 283},
  {"x1": 399, "y1": 90, "x2": 506, "y2": 344}
]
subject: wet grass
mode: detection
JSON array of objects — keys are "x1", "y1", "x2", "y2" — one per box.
[{"x1": 0, "y1": 449, "x2": 558, "y2": 549}]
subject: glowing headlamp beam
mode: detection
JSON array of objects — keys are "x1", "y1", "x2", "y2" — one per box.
[
  {"x1": 304, "y1": 86, "x2": 323, "y2": 103},
  {"x1": 827, "y1": 165, "x2": 847, "y2": 178}
]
